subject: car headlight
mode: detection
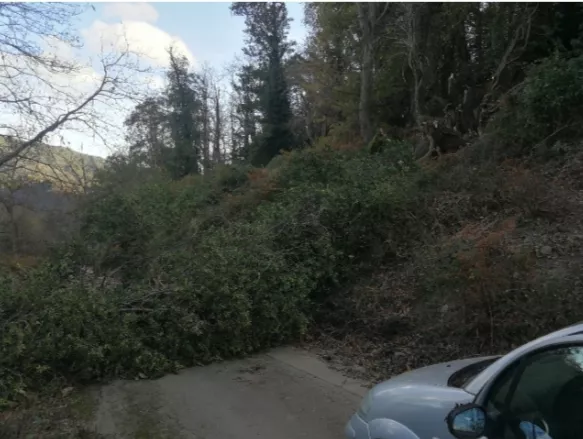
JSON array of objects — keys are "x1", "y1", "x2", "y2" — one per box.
[{"x1": 358, "y1": 391, "x2": 374, "y2": 418}]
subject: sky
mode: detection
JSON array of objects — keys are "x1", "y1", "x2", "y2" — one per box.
[{"x1": 46, "y1": 2, "x2": 308, "y2": 158}]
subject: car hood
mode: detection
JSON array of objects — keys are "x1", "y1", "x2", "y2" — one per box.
[{"x1": 365, "y1": 356, "x2": 498, "y2": 439}]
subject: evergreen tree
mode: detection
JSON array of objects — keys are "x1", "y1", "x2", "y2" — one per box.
[
  {"x1": 124, "y1": 96, "x2": 170, "y2": 169},
  {"x1": 231, "y1": 63, "x2": 261, "y2": 161},
  {"x1": 166, "y1": 47, "x2": 201, "y2": 178},
  {"x1": 231, "y1": 2, "x2": 295, "y2": 166}
]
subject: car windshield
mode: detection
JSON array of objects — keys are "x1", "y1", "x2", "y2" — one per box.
[{"x1": 448, "y1": 357, "x2": 500, "y2": 389}]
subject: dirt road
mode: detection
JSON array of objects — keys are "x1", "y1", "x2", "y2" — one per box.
[{"x1": 92, "y1": 347, "x2": 368, "y2": 438}]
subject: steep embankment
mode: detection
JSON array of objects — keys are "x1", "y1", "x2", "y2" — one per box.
[
  {"x1": 4, "y1": 137, "x2": 583, "y2": 403},
  {"x1": 1, "y1": 135, "x2": 583, "y2": 439},
  {"x1": 2, "y1": 52, "x2": 583, "y2": 423},
  {"x1": 0, "y1": 143, "x2": 420, "y2": 405},
  {"x1": 310, "y1": 145, "x2": 583, "y2": 384}
]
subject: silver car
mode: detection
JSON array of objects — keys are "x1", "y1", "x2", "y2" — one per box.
[{"x1": 346, "y1": 322, "x2": 583, "y2": 439}]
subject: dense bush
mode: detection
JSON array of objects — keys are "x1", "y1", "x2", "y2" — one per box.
[
  {"x1": 488, "y1": 53, "x2": 583, "y2": 158},
  {"x1": 520, "y1": 55, "x2": 583, "y2": 128},
  {"x1": 0, "y1": 264, "x2": 171, "y2": 408},
  {"x1": 0, "y1": 146, "x2": 426, "y2": 404}
]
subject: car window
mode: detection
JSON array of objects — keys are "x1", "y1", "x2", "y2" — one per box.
[{"x1": 485, "y1": 345, "x2": 583, "y2": 439}]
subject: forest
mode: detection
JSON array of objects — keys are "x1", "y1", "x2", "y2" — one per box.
[
  {"x1": 1, "y1": 2, "x2": 583, "y2": 429},
  {"x1": 115, "y1": 2, "x2": 583, "y2": 170}
]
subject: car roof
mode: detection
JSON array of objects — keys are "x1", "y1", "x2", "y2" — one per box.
[{"x1": 464, "y1": 322, "x2": 583, "y2": 394}]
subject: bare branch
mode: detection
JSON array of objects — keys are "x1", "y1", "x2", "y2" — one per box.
[
  {"x1": 376, "y1": 2, "x2": 391, "y2": 26},
  {"x1": 491, "y1": 5, "x2": 537, "y2": 91},
  {"x1": 0, "y1": 76, "x2": 108, "y2": 167},
  {"x1": 0, "y1": 5, "x2": 154, "y2": 170}
]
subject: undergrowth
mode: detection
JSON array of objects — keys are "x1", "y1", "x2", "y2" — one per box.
[
  {"x1": 0, "y1": 143, "x2": 426, "y2": 405},
  {"x1": 3, "y1": 52, "x2": 583, "y2": 409},
  {"x1": 312, "y1": 147, "x2": 583, "y2": 383}
]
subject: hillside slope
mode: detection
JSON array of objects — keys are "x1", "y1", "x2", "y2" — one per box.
[
  {"x1": 0, "y1": 137, "x2": 105, "y2": 256},
  {"x1": 2, "y1": 134, "x2": 583, "y2": 404},
  {"x1": 310, "y1": 146, "x2": 583, "y2": 383},
  {"x1": 2, "y1": 47, "x2": 583, "y2": 414},
  {"x1": 0, "y1": 135, "x2": 105, "y2": 192}
]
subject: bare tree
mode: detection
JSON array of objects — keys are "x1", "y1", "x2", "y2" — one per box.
[
  {"x1": 200, "y1": 65, "x2": 227, "y2": 167},
  {"x1": 0, "y1": 3, "x2": 149, "y2": 169},
  {"x1": 212, "y1": 83, "x2": 223, "y2": 164},
  {"x1": 489, "y1": 4, "x2": 536, "y2": 92},
  {"x1": 357, "y1": 2, "x2": 390, "y2": 144},
  {"x1": 199, "y1": 65, "x2": 211, "y2": 171},
  {"x1": 395, "y1": 3, "x2": 425, "y2": 127},
  {"x1": 15, "y1": 144, "x2": 100, "y2": 194}
]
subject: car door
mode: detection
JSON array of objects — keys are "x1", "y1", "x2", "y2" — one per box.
[{"x1": 473, "y1": 336, "x2": 583, "y2": 439}]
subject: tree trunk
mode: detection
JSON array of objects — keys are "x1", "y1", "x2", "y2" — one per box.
[
  {"x1": 475, "y1": 4, "x2": 483, "y2": 74},
  {"x1": 402, "y1": 3, "x2": 423, "y2": 126},
  {"x1": 229, "y1": 106, "x2": 238, "y2": 160},
  {"x1": 243, "y1": 110, "x2": 251, "y2": 160},
  {"x1": 358, "y1": 3, "x2": 375, "y2": 145},
  {"x1": 213, "y1": 87, "x2": 222, "y2": 164},
  {"x1": 201, "y1": 81, "x2": 210, "y2": 172}
]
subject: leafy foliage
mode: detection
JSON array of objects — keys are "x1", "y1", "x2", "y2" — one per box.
[
  {"x1": 295, "y1": 2, "x2": 583, "y2": 150},
  {"x1": 231, "y1": 2, "x2": 296, "y2": 165},
  {"x1": 6, "y1": 0, "x2": 583, "y2": 416},
  {"x1": 0, "y1": 146, "x2": 426, "y2": 404},
  {"x1": 486, "y1": 53, "x2": 583, "y2": 158}
]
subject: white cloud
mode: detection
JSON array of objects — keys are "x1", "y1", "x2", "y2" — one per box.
[
  {"x1": 82, "y1": 20, "x2": 195, "y2": 67},
  {"x1": 144, "y1": 74, "x2": 165, "y2": 91},
  {"x1": 43, "y1": 36, "x2": 75, "y2": 62},
  {"x1": 103, "y1": 2, "x2": 159, "y2": 23},
  {"x1": 38, "y1": 35, "x2": 104, "y2": 91},
  {"x1": 30, "y1": 3, "x2": 194, "y2": 157}
]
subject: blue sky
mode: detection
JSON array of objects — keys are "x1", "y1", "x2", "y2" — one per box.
[
  {"x1": 50, "y1": 2, "x2": 308, "y2": 157},
  {"x1": 154, "y1": 2, "x2": 307, "y2": 68},
  {"x1": 80, "y1": 2, "x2": 307, "y2": 69}
]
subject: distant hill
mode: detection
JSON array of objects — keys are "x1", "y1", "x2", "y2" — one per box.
[
  {"x1": 0, "y1": 135, "x2": 105, "y2": 192},
  {"x1": 0, "y1": 136, "x2": 104, "y2": 255}
]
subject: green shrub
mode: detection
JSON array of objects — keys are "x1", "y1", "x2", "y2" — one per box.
[
  {"x1": 488, "y1": 53, "x2": 583, "y2": 157},
  {"x1": 0, "y1": 267, "x2": 170, "y2": 407},
  {"x1": 520, "y1": 54, "x2": 583, "y2": 130},
  {"x1": 0, "y1": 146, "x2": 428, "y2": 404}
]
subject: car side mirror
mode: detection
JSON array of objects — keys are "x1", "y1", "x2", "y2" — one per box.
[{"x1": 446, "y1": 403, "x2": 488, "y2": 439}]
